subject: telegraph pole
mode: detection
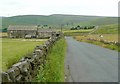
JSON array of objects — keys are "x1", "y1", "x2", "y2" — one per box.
[{"x1": 61, "y1": 24, "x2": 63, "y2": 32}]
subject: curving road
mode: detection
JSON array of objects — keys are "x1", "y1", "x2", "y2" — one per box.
[{"x1": 65, "y1": 37, "x2": 118, "y2": 82}]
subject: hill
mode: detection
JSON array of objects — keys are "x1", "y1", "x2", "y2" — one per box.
[
  {"x1": 1, "y1": 14, "x2": 118, "y2": 29},
  {"x1": 93, "y1": 24, "x2": 118, "y2": 34},
  {"x1": 88, "y1": 17, "x2": 118, "y2": 26}
]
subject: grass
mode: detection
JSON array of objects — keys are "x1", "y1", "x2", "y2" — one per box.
[
  {"x1": 36, "y1": 38, "x2": 67, "y2": 82},
  {"x1": 93, "y1": 24, "x2": 118, "y2": 34},
  {"x1": 63, "y1": 29, "x2": 93, "y2": 36},
  {"x1": 63, "y1": 29, "x2": 93, "y2": 33},
  {"x1": 87, "y1": 40, "x2": 119, "y2": 51},
  {"x1": 0, "y1": 38, "x2": 2, "y2": 72},
  {"x1": 2, "y1": 38, "x2": 46, "y2": 71},
  {"x1": 73, "y1": 23, "x2": 119, "y2": 51},
  {"x1": 86, "y1": 34, "x2": 118, "y2": 42},
  {"x1": 0, "y1": 32, "x2": 8, "y2": 37},
  {"x1": 63, "y1": 23, "x2": 118, "y2": 36},
  {"x1": 74, "y1": 34, "x2": 119, "y2": 52}
]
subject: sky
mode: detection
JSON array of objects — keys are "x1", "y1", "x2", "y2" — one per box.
[{"x1": 0, "y1": 0, "x2": 119, "y2": 17}]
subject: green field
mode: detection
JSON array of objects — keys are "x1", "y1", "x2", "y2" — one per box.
[
  {"x1": 0, "y1": 38, "x2": 2, "y2": 72},
  {"x1": 63, "y1": 29, "x2": 93, "y2": 36},
  {"x1": 36, "y1": 38, "x2": 67, "y2": 82},
  {"x1": 2, "y1": 38, "x2": 46, "y2": 71},
  {"x1": 93, "y1": 24, "x2": 118, "y2": 34},
  {"x1": 76, "y1": 34, "x2": 118, "y2": 42},
  {"x1": 63, "y1": 29, "x2": 93, "y2": 33}
]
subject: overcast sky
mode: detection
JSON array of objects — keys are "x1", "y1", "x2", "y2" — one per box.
[{"x1": 0, "y1": 0, "x2": 119, "y2": 17}]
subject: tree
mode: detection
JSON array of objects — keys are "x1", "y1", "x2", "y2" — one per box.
[
  {"x1": 49, "y1": 27, "x2": 51, "y2": 29},
  {"x1": 84, "y1": 26, "x2": 87, "y2": 29},
  {"x1": 2, "y1": 28, "x2": 7, "y2": 32},
  {"x1": 70, "y1": 27, "x2": 75, "y2": 30},
  {"x1": 43, "y1": 25, "x2": 48, "y2": 27},
  {"x1": 77, "y1": 25, "x2": 80, "y2": 28}
]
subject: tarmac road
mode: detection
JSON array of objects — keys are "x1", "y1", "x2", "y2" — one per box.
[{"x1": 65, "y1": 37, "x2": 118, "y2": 82}]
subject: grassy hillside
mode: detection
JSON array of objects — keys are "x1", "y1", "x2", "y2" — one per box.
[
  {"x1": 75, "y1": 17, "x2": 118, "y2": 26},
  {"x1": 89, "y1": 17, "x2": 118, "y2": 26},
  {"x1": 93, "y1": 24, "x2": 118, "y2": 34},
  {"x1": 1, "y1": 14, "x2": 118, "y2": 29},
  {"x1": 2, "y1": 14, "x2": 101, "y2": 28}
]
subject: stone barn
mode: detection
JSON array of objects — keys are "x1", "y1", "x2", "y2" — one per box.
[
  {"x1": 38, "y1": 29, "x2": 56, "y2": 38},
  {"x1": 7, "y1": 25, "x2": 38, "y2": 38}
]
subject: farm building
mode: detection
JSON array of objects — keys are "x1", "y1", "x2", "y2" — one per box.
[
  {"x1": 7, "y1": 25, "x2": 56, "y2": 38},
  {"x1": 38, "y1": 28, "x2": 56, "y2": 38},
  {"x1": 7, "y1": 25, "x2": 38, "y2": 38}
]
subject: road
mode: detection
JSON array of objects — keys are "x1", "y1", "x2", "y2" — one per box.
[{"x1": 65, "y1": 37, "x2": 118, "y2": 82}]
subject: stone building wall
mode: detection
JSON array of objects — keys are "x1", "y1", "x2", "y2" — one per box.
[{"x1": 8, "y1": 30, "x2": 37, "y2": 38}]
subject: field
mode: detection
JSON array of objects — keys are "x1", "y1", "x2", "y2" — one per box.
[
  {"x1": 93, "y1": 24, "x2": 118, "y2": 34},
  {"x1": 63, "y1": 29, "x2": 93, "y2": 33},
  {"x1": 0, "y1": 32, "x2": 8, "y2": 37},
  {"x1": 75, "y1": 34, "x2": 118, "y2": 42},
  {"x1": 0, "y1": 38, "x2": 2, "y2": 72},
  {"x1": 76, "y1": 24, "x2": 118, "y2": 41},
  {"x1": 63, "y1": 29, "x2": 93, "y2": 36},
  {"x1": 2, "y1": 38, "x2": 46, "y2": 71},
  {"x1": 74, "y1": 34, "x2": 119, "y2": 51},
  {"x1": 36, "y1": 38, "x2": 67, "y2": 82}
]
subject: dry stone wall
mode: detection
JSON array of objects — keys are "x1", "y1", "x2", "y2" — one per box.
[
  {"x1": 87, "y1": 38, "x2": 120, "y2": 46},
  {"x1": 1, "y1": 32, "x2": 63, "y2": 83}
]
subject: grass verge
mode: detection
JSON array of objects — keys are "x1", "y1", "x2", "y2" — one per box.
[
  {"x1": 86, "y1": 40, "x2": 119, "y2": 52},
  {"x1": 36, "y1": 38, "x2": 67, "y2": 82},
  {"x1": 74, "y1": 36, "x2": 120, "y2": 52}
]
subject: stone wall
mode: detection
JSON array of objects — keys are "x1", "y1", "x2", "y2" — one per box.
[
  {"x1": 87, "y1": 38, "x2": 120, "y2": 46},
  {"x1": 1, "y1": 32, "x2": 63, "y2": 83}
]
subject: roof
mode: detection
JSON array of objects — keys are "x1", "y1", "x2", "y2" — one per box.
[
  {"x1": 38, "y1": 28, "x2": 56, "y2": 32},
  {"x1": 8, "y1": 25, "x2": 38, "y2": 31}
]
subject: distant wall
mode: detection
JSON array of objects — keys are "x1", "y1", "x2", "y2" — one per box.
[
  {"x1": 1, "y1": 32, "x2": 63, "y2": 82},
  {"x1": 87, "y1": 38, "x2": 120, "y2": 46}
]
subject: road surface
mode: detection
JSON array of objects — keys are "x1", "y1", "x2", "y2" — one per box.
[{"x1": 65, "y1": 37, "x2": 118, "y2": 82}]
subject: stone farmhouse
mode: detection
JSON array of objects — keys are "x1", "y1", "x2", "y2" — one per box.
[
  {"x1": 38, "y1": 28, "x2": 56, "y2": 38},
  {"x1": 7, "y1": 25, "x2": 56, "y2": 38}
]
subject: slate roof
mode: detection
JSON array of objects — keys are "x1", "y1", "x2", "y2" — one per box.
[{"x1": 8, "y1": 25, "x2": 38, "y2": 31}]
